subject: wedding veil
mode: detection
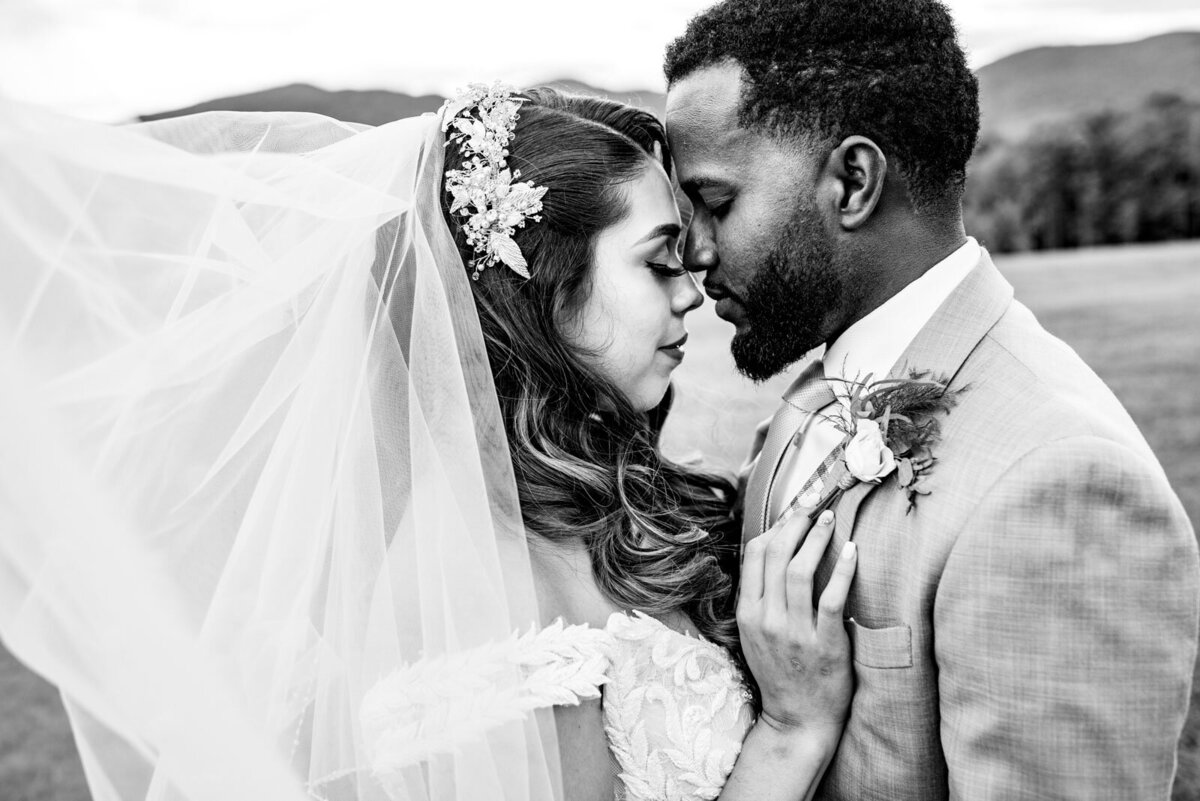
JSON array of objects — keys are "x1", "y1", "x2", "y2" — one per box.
[{"x1": 0, "y1": 99, "x2": 561, "y2": 800}]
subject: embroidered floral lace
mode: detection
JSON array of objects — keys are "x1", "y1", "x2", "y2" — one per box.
[
  {"x1": 602, "y1": 612, "x2": 755, "y2": 801},
  {"x1": 362, "y1": 611, "x2": 755, "y2": 801}
]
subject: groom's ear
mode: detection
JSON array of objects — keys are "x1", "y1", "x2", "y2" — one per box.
[{"x1": 822, "y1": 136, "x2": 887, "y2": 231}]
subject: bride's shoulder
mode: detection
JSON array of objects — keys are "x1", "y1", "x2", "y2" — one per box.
[
  {"x1": 528, "y1": 539, "x2": 711, "y2": 650},
  {"x1": 529, "y1": 535, "x2": 626, "y2": 630}
]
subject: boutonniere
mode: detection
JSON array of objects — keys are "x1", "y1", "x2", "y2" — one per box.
[{"x1": 806, "y1": 370, "x2": 966, "y2": 518}]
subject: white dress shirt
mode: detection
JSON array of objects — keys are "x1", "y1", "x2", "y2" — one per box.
[{"x1": 767, "y1": 238, "x2": 981, "y2": 522}]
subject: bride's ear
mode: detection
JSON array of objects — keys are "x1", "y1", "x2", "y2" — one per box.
[{"x1": 824, "y1": 136, "x2": 886, "y2": 230}]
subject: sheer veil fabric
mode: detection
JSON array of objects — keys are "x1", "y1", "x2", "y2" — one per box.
[{"x1": 0, "y1": 100, "x2": 561, "y2": 801}]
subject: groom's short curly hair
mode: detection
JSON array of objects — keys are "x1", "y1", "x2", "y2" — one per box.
[{"x1": 664, "y1": 0, "x2": 979, "y2": 213}]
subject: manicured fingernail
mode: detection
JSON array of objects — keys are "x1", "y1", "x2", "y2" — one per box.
[
  {"x1": 842, "y1": 541, "x2": 857, "y2": 560},
  {"x1": 818, "y1": 509, "x2": 835, "y2": 526}
]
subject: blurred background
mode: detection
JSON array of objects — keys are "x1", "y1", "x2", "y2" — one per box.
[{"x1": 2, "y1": 0, "x2": 1198, "y2": 799}]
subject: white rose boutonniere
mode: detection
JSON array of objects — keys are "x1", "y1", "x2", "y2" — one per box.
[
  {"x1": 844, "y1": 419, "x2": 898, "y2": 483},
  {"x1": 803, "y1": 369, "x2": 967, "y2": 519}
]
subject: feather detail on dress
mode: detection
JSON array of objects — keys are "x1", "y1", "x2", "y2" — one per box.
[{"x1": 361, "y1": 619, "x2": 612, "y2": 776}]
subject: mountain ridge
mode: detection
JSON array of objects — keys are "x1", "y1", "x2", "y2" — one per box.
[
  {"x1": 138, "y1": 78, "x2": 666, "y2": 127},
  {"x1": 141, "y1": 32, "x2": 1200, "y2": 143},
  {"x1": 976, "y1": 31, "x2": 1200, "y2": 140}
]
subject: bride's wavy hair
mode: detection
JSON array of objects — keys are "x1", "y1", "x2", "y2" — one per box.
[{"x1": 440, "y1": 87, "x2": 739, "y2": 653}]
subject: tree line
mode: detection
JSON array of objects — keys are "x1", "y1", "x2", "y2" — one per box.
[{"x1": 964, "y1": 94, "x2": 1200, "y2": 252}]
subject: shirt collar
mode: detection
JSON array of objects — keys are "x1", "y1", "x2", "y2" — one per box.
[{"x1": 823, "y1": 237, "x2": 980, "y2": 401}]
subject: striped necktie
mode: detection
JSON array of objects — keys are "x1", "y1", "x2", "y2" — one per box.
[
  {"x1": 742, "y1": 361, "x2": 837, "y2": 541},
  {"x1": 775, "y1": 433, "x2": 849, "y2": 521}
]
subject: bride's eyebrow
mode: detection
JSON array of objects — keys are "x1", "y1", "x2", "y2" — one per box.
[{"x1": 635, "y1": 223, "x2": 682, "y2": 246}]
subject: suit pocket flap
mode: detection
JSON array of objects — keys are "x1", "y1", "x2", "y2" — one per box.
[{"x1": 847, "y1": 619, "x2": 912, "y2": 669}]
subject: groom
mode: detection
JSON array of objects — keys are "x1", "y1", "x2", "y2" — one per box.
[{"x1": 664, "y1": 0, "x2": 1199, "y2": 798}]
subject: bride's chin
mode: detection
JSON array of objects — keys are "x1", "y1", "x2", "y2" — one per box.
[
  {"x1": 631, "y1": 381, "x2": 672, "y2": 414},
  {"x1": 603, "y1": 371, "x2": 671, "y2": 414}
]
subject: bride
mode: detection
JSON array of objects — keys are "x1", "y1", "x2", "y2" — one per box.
[{"x1": 0, "y1": 84, "x2": 855, "y2": 801}]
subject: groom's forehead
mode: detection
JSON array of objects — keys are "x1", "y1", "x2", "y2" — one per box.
[
  {"x1": 667, "y1": 78, "x2": 765, "y2": 182},
  {"x1": 665, "y1": 63, "x2": 744, "y2": 143}
]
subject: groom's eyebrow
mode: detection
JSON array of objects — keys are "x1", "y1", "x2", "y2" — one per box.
[
  {"x1": 636, "y1": 223, "x2": 682, "y2": 245},
  {"x1": 679, "y1": 176, "x2": 727, "y2": 194}
]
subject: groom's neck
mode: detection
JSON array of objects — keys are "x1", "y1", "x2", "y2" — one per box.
[{"x1": 829, "y1": 212, "x2": 968, "y2": 343}]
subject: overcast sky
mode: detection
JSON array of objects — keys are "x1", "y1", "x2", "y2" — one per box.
[{"x1": 3, "y1": 0, "x2": 1199, "y2": 121}]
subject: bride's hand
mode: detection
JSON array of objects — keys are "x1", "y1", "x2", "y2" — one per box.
[{"x1": 737, "y1": 508, "x2": 857, "y2": 740}]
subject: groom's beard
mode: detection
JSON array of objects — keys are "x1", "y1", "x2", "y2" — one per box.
[{"x1": 731, "y1": 201, "x2": 842, "y2": 381}]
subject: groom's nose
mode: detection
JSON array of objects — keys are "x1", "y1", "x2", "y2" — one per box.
[{"x1": 682, "y1": 228, "x2": 719, "y2": 274}]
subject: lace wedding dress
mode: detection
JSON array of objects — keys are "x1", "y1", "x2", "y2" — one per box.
[{"x1": 362, "y1": 611, "x2": 756, "y2": 801}]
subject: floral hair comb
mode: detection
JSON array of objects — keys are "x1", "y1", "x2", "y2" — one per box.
[{"x1": 440, "y1": 83, "x2": 547, "y2": 280}]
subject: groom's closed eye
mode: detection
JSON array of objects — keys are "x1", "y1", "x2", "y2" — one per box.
[
  {"x1": 680, "y1": 175, "x2": 732, "y2": 201},
  {"x1": 685, "y1": 189, "x2": 734, "y2": 220},
  {"x1": 704, "y1": 197, "x2": 733, "y2": 218}
]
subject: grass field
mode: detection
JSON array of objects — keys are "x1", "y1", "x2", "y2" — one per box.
[{"x1": 2, "y1": 240, "x2": 1198, "y2": 799}]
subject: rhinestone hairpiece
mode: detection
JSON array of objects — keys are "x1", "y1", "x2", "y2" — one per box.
[{"x1": 440, "y1": 83, "x2": 547, "y2": 280}]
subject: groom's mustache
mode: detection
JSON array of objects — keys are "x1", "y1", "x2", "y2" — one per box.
[{"x1": 704, "y1": 281, "x2": 737, "y2": 302}]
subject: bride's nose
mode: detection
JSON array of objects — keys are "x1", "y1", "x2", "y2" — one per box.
[{"x1": 672, "y1": 271, "x2": 704, "y2": 315}]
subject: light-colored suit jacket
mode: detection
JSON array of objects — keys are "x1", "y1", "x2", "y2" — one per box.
[{"x1": 746, "y1": 252, "x2": 1199, "y2": 799}]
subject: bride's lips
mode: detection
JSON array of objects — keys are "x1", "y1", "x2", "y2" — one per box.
[{"x1": 658, "y1": 333, "x2": 688, "y2": 362}]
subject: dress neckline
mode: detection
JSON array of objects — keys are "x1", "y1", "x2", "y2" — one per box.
[{"x1": 603, "y1": 609, "x2": 711, "y2": 644}]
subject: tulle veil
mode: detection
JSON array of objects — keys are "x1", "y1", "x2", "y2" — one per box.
[{"x1": 0, "y1": 98, "x2": 562, "y2": 800}]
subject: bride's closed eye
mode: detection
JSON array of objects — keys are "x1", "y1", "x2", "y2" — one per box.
[{"x1": 647, "y1": 261, "x2": 688, "y2": 278}]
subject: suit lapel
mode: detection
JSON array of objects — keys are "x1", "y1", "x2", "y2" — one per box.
[
  {"x1": 888, "y1": 251, "x2": 1013, "y2": 390},
  {"x1": 813, "y1": 251, "x2": 1014, "y2": 592}
]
